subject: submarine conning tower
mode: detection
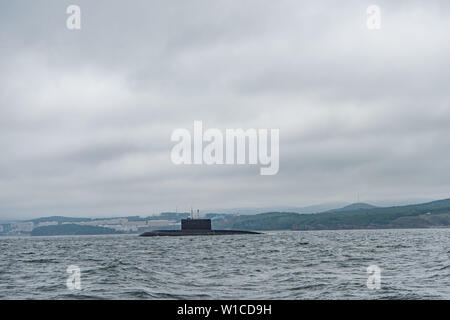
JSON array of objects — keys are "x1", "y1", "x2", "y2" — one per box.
[{"x1": 181, "y1": 218, "x2": 211, "y2": 231}]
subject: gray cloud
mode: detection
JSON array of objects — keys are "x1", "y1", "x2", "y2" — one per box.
[{"x1": 1, "y1": 0, "x2": 450, "y2": 219}]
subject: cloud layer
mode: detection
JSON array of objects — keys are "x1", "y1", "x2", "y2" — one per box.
[{"x1": 1, "y1": 0, "x2": 450, "y2": 218}]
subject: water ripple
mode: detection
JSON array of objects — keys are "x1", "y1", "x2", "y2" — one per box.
[{"x1": 0, "y1": 229, "x2": 449, "y2": 299}]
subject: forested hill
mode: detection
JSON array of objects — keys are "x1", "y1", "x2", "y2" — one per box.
[{"x1": 212, "y1": 199, "x2": 450, "y2": 230}]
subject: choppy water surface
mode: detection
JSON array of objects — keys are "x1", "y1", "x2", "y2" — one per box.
[{"x1": 0, "y1": 229, "x2": 449, "y2": 299}]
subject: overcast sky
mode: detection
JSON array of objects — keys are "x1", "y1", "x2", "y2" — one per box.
[{"x1": 1, "y1": 0, "x2": 450, "y2": 219}]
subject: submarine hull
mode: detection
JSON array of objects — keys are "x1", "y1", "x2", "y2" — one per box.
[{"x1": 139, "y1": 229, "x2": 261, "y2": 237}]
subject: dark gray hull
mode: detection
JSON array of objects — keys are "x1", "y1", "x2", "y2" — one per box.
[{"x1": 139, "y1": 229, "x2": 261, "y2": 237}]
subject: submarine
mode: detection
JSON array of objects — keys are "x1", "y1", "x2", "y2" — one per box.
[{"x1": 139, "y1": 212, "x2": 261, "y2": 237}]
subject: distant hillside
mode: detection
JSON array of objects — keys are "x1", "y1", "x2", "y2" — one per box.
[
  {"x1": 213, "y1": 199, "x2": 450, "y2": 230},
  {"x1": 31, "y1": 224, "x2": 123, "y2": 236},
  {"x1": 206, "y1": 202, "x2": 348, "y2": 215},
  {"x1": 326, "y1": 203, "x2": 378, "y2": 213},
  {"x1": 27, "y1": 216, "x2": 91, "y2": 225}
]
